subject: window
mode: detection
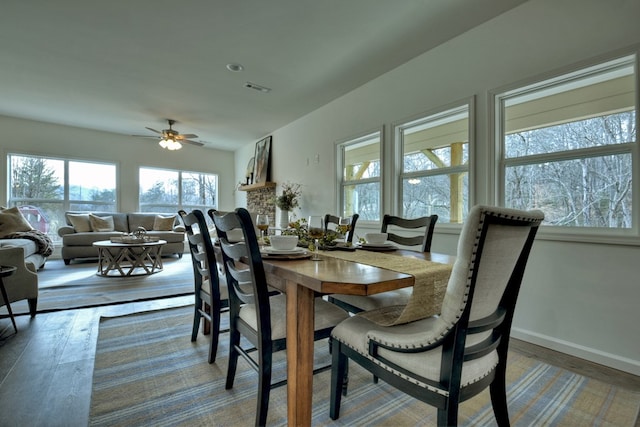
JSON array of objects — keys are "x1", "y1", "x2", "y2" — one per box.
[
  {"x1": 139, "y1": 167, "x2": 218, "y2": 214},
  {"x1": 396, "y1": 103, "x2": 471, "y2": 223},
  {"x1": 7, "y1": 154, "x2": 116, "y2": 243},
  {"x1": 496, "y1": 55, "x2": 636, "y2": 230},
  {"x1": 336, "y1": 130, "x2": 382, "y2": 221}
]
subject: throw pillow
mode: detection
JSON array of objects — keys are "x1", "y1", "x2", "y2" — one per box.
[
  {"x1": 0, "y1": 206, "x2": 33, "y2": 238},
  {"x1": 67, "y1": 213, "x2": 92, "y2": 232},
  {"x1": 89, "y1": 214, "x2": 115, "y2": 232},
  {"x1": 153, "y1": 215, "x2": 176, "y2": 231}
]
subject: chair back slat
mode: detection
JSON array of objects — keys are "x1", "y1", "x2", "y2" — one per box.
[
  {"x1": 324, "y1": 213, "x2": 359, "y2": 243},
  {"x1": 381, "y1": 214, "x2": 438, "y2": 252},
  {"x1": 178, "y1": 209, "x2": 220, "y2": 300},
  {"x1": 210, "y1": 208, "x2": 272, "y2": 339}
]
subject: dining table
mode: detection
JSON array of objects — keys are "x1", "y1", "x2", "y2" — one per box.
[{"x1": 260, "y1": 248, "x2": 455, "y2": 427}]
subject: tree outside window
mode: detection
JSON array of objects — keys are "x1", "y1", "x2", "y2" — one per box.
[{"x1": 498, "y1": 55, "x2": 636, "y2": 229}]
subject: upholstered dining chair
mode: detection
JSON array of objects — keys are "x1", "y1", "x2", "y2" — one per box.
[
  {"x1": 329, "y1": 214, "x2": 438, "y2": 314},
  {"x1": 210, "y1": 208, "x2": 349, "y2": 427},
  {"x1": 324, "y1": 213, "x2": 359, "y2": 243},
  {"x1": 329, "y1": 205, "x2": 544, "y2": 427},
  {"x1": 178, "y1": 209, "x2": 228, "y2": 364}
]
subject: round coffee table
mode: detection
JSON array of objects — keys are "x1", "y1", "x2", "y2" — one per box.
[{"x1": 93, "y1": 240, "x2": 167, "y2": 277}]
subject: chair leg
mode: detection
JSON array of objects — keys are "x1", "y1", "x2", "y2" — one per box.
[
  {"x1": 330, "y1": 342, "x2": 348, "y2": 420},
  {"x1": 208, "y1": 303, "x2": 221, "y2": 364},
  {"x1": 191, "y1": 302, "x2": 201, "y2": 342},
  {"x1": 27, "y1": 298, "x2": 37, "y2": 318},
  {"x1": 490, "y1": 367, "x2": 511, "y2": 427},
  {"x1": 437, "y1": 402, "x2": 459, "y2": 427},
  {"x1": 203, "y1": 302, "x2": 212, "y2": 335},
  {"x1": 225, "y1": 329, "x2": 241, "y2": 390},
  {"x1": 256, "y1": 349, "x2": 273, "y2": 427}
]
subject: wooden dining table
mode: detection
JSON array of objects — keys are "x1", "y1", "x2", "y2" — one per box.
[{"x1": 260, "y1": 249, "x2": 454, "y2": 427}]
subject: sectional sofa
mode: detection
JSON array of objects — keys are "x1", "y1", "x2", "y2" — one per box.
[{"x1": 58, "y1": 211, "x2": 185, "y2": 265}]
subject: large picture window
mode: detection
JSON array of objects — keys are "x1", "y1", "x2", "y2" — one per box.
[
  {"x1": 396, "y1": 103, "x2": 471, "y2": 223},
  {"x1": 139, "y1": 167, "x2": 218, "y2": 215},
  {"x1": 496, "y1": 55, "x2": 636, "y2": 230},
  {"x1": 7, "y1": 154, "x2": 116, "y2": 243},
  {"x1": 336, "y1": 131, "x2": 382, "y2": 221}
]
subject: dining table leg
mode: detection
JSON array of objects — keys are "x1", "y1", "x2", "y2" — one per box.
[{"x1": 285, "y1": 279, "x2": 315, "y2": 427}]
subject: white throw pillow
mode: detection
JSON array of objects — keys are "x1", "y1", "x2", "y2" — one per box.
[
  {"x1": 89, "y1": 214, "x2": 115, "y2": 232},
  {"x1": 153, "y1": 215, "x2": 176, "y2": 231},
  {"x1": 0, "y1": 206, "x2": 33, "y2": 238},
  {"x1": 67, "y1": 213, "x2": 92, "y2": 232}
]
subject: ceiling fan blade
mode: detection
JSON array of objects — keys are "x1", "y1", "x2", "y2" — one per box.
[
  {"x1": 132, "y1": 134, "x2": 160, "y2": 139},
  {"x1": 177, "y1": 133, "x2": 198, "y2": 139},
  {"x1": 183, "y1": 139, "x2": 205, "y2": 147},
  {"x1": 145, "y1": 127, "x2": 162, "y2": 134}
]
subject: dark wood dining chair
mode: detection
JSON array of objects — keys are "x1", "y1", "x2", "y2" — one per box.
[
  {"x1": 210, "y1": 207, "x2": 349, "y2": 427},
  {"x1": 178, "y1": 209, "x2": 228, "y2": 364},
  {"x1": 324, "y1": 213, "x2": 359, "y2": 243},
  {"x1": 329, "y1": 205, "x2": 544, "y2": 426},
  {"x1": 382, "y1": 214, "x2": 438, "y2": 252},
  {"x1": 329, "y1": 214, "x2": 438, "y2": 314}
]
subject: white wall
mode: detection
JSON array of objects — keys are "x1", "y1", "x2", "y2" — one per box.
[
  {"x1": 1, "y1": 115, "x2": 237, "y2": 213},
  {"x1": 235, "y1": 0, "x2": 640, "y2": 374}
]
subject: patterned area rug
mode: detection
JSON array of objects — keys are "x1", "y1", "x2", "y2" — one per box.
[
  {"x1": 2, "y1": 257, "x2": 193, "y2": 316},
  {"x1": 90, "y1": 307, "x2": 640, "y2": 426}
]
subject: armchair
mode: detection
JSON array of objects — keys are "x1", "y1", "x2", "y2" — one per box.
[
  {"x1": 329, "y1": 205, "x2": 544, "y2": 426},
  {"x1": 0, "y1": 246, "x2": 38, "y2": 318}
]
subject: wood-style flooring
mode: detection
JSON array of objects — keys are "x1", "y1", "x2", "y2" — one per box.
[{"x1": 1, "y1": 296, "x2": 639, "y2": 426}]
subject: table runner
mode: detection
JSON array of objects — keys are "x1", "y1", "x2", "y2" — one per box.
[{"x1": 320, "y1": 249, "x2": 452, "y2": 326}]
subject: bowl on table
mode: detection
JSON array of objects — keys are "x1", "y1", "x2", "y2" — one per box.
[
  {"x1": 269, "y1": 235, "x2": 299, "y2": 251},
  {"x1": 365, "y1": 232, "x2": 388, "y2": 245}
]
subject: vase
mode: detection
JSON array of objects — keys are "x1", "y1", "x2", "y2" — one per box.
[{"x1": 279, "y1": 209, "x2": 290, "y2": 229}]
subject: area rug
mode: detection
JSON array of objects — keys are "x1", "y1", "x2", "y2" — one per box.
[
  {"x1": 89, "y1": 307, "x2": 640, "y2": 426},
  {"x1": 1, "y1": 257, "x2": 193, "y2": 316}
]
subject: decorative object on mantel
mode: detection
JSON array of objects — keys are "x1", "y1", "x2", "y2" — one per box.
[
  {"x1": 275, "y1": 182, "x2": 301, "y2": 229},
  {"x1": 245, "y1": 157, "x2": 255, "y2": 185},
  {"x1": 253, "y1": 136, "x2": 272, "y2": 184}
]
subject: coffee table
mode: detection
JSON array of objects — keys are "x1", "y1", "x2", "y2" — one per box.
[{"x1": 93, "y1": 240, "x2": 167, "y2": 277}]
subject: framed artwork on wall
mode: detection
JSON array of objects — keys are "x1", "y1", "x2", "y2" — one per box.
[{"x1": 253, "y1": 136, "x2": 272, "y2": 183}]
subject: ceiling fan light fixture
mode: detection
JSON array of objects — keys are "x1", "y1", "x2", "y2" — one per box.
[{"x1": 159, "y1": 137, "x2": 182, "y2": 150}]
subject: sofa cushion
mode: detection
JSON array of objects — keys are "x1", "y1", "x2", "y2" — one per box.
[
  {"x1": 128, "y1": 213, "x2": 157, "y2": 232},
  {"x1": 89, "y1": 214, "x2": 115, "y2": 232},
  {"x1": 0, "y1": 207, "x2": 34, "y2": 238},
  {"x1": 62, "y1": 231, "x2": 122, "y2": 246},
  {"x1": 67, "y1": 213, "x2": 92, "y2": 232},
  {"x1": 153, "y1": 215, "x2": 176, "y2": 231},
  {"x1": 0, "y1": 238, "x2": 38, "y2": 257},
  {"x1": 66, "y1": 212, "x2": 129, "y2": 232}
]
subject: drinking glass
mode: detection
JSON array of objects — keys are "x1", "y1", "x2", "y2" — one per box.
[
  {"x1": 338, "y1": 216, "x2": 352, "y2": 243},
  {"x1": 307, "y1": 215, "x2": 324, "y2": 261},
  {"x1": 256, "y1": 214, "x2": 269, "y2": 250}
]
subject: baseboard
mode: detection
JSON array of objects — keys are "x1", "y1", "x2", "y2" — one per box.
[{"x1": 511, "y1": 327, "x2": 640, "y2": 376}]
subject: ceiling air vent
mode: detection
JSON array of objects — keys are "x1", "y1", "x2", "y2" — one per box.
[{"x1": 244, "y1": 82, "x2": 271, "y2": 93}]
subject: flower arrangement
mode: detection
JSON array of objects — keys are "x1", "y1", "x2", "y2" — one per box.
[
  {"x1": 282, "y1": 217, "x2": 340, "y2": 249},
  {"x1": 275, "y1": 182, "x2": 302, "y2": 211}
]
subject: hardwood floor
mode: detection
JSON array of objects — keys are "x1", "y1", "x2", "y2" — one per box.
[{"x1": 1, "y1": 296, "x2": 639, "y2": 426}]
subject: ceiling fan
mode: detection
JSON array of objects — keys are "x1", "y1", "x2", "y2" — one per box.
[{"x1": 137, "y1": 119, "x2": 204, "y2": 150}]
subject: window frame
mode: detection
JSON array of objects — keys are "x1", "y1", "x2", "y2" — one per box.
[
  {"x1": 138, "y1": 166, "x2": 219, "y2": 214},
  {"x1": 7, "y1": 152, "x2": 118, "y2": 243},
  {"x1": 492, "y1": 51, "x2": 639, "y2": 244},
  {"x1": 335, "y1": 128, "x2": 384, "y2": 224},
  {"x1": 392, "y1": 97, "x2": 475, "y2": 227}
]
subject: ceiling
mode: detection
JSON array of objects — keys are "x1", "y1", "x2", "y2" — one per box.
[{"x1": 0, "y1": 0, "x2": 526, "y2": 151}]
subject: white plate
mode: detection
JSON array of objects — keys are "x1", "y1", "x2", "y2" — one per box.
[
  {"x1": 262, "y1": 247, "x2": 306, "y2": 255},
  {"x1": 362, "y1": 242, "x2": 393, "y2": 248}
]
